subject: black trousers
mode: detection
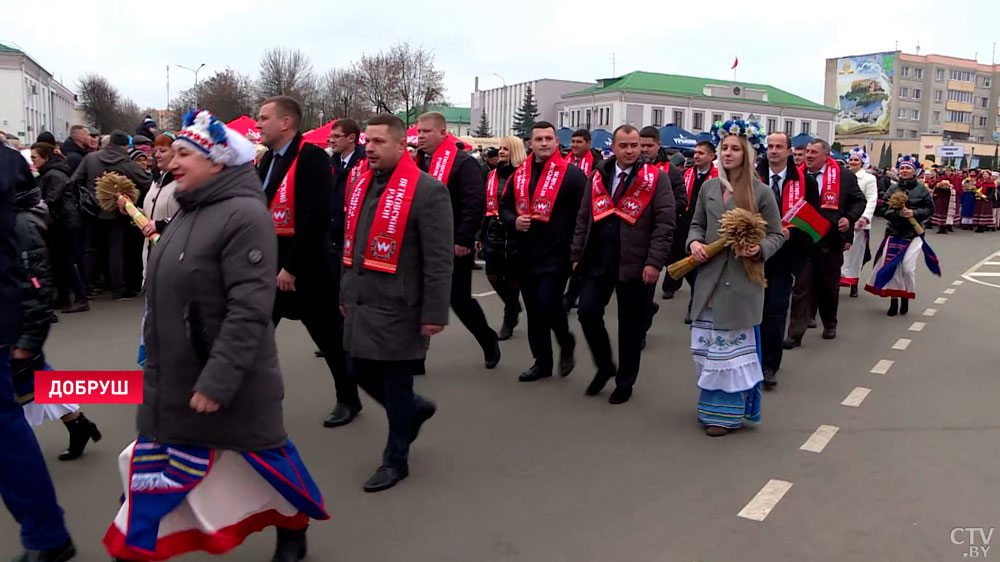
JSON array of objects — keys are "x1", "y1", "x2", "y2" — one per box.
[
  {"x1": 563, "y1": 273, "x2": 582, "y2": 305},
  {"x1": 84, "y1": 218, "x2": 127, "y2": 297},
  {"x1": 521, "y1": 271, "x2": 573, "y2": 371},
  {"x1": 760, "y1": 247, "x2": 807, "y2": 373},
  {"x1": 451, "y1": 254, "x2": 496, "y2": 350},
  {"x1": 273, "y1": 278, "x2": 359, "y2": 409},
  {"x1": 350, "y1": 358, "x2": 431, "y2": 470},
  {"x1": 578, "y1": 276, "x2": 652, "y2": 388},
  {"x1": 788, "y1": 247, "x2": 844, "y2": 339},
  {"x1": 48, "y1": 224, "x2": 86, "y2": 305}
]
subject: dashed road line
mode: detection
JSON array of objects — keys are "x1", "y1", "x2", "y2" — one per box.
[
  {"x1": 934, "y1": 297, "x2": 948, "y2": 304},
  {"x1": 892, "y1": 338, "x2": 911, "y2": 350},
  {"x1": 841, "y1": 387, "x2": 871, "y2": 407},
  {"x1": 943, "y1": 288, "x2": 956, "y2": 294},
  {"x1": 952, "y1": 280, "x2": 964, "y2": 286},
  {"x1": 800, "y1": 425, "x2": 840, "y2": 453},
  {"x1": 909, "y1": 322, "x2": 926, "y2": 332},
  {"x1": 737, "y1": 480, "x2": 793, "y2": 522},
  {"x1": 923, "y1": 308, "x2": 937, "y2": 317},
  {"x1": 871, "y1": 359, "x2": 894, "y2": 374}
]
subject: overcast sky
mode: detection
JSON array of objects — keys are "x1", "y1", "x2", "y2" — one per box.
[{"x1": 2, "y1": 0, "x2": 995, "y2": 114}]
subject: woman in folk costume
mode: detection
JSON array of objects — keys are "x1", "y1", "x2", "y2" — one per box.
[
  {"x1": 865, "y1": 155, "x2": 938, "y2": 316},
  {"x1": 928, "y1": 168, "x2": 959, "y2": 233},
  {"x1": 686, "y1": 120, "x2": 784, "y2": 437},
  {"x1": 840, "y1": 148, "x2": 878, "y2": 297},
  {"x1": 104, "y1": 110, "x2": 328, "y2": 562},
  {"x1": 977, "y1": 170, "x2": 998, "y2": 232},
  {"x1": 960, "y1": 170, "x2": 981, "y2": 230}
]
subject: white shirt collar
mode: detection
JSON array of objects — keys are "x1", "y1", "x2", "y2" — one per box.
[
  {"x1": 769, "y1": 165, "x2": 787, "y2": 183},
  {"x1": 341, "y1": 150, "x2": 354, "y2": 166}
]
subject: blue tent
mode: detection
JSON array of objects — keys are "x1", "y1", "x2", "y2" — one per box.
[
  {"x1": 659, "y1": 125, "x2": 698, "y2": 150},
  {"x1": 590, "y1": 129, "x2": 612, "y2": 149},
  {"x1": 791, "y1": 133, "x2": 814, "y2": 148},
  {"x1": 556, "y1": 127, "x2": 574, "y2": 147},
  {"x1": 694, "y1": 132, "x2": 713, "y2": 144}
]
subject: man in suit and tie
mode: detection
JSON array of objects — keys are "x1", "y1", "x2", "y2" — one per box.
[
  {"x1": 257, "y1": 96, "x2": 362, "y2": 428},
  {"x1": 571, "y1": 125, "x2": 675, "y2": 404}
]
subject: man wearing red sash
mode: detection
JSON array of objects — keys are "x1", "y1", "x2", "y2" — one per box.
[
  {"x1": 667, "y1": 140, "x2": 717, "y2": 316},
  {"x1": 257, "y1": 96, "x2": 362, "y2": 428},
  {"x1": 499, "y1": 122, "x2": 587, "y2": 382},
  {"x1": 341, "y1": 114, "x2": 454, "y2": 492},
  {"x1": 571, "y1": 125, "x2": 675, "y2": 404},
  {"x1": 785, "y1": 139, "x2": 866, "y2": 345},
  {"x1": 561, "y1": 129, "x2": 604, "y2": 313},
  {"x1": 415, "y1": 111, "x2": 501, "y2": 369}
]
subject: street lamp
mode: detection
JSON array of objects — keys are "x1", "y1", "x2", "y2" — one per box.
[
  {"x1": 492, "y1": 73, "x2": 507, "y2": 133},
  {"x1": 176, "y1": 63, "x2": 206, "y2": 107}
]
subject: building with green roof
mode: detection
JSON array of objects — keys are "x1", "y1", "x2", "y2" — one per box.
[
  {"x1": 395, "y1": 105, "x2": 472, "y2": 136},
  {"x1": 556, "y1": 70, "x2": 836, "y2": 142},
  {"x1": 0, "y1": 42, "x2": 78, "y2": 141}
]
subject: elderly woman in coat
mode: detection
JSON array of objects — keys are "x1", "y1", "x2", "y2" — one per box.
[
  {"x1": 839, "y1": 147, "x2": 878, "y2": 297},
  {"x1": 686, "y1": 121, "x2": 784, "y2": 437},
  {"x1": 104, "y1": 110, "x2": 327, "y2": 562}
]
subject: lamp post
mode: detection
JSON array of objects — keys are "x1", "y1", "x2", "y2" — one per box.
[
  {"x1": 176, "y1": 63, "x2": 206, "y2": 107},
  {"x1": 492, "y1": 72, "x2": 507, "y2": 134}
]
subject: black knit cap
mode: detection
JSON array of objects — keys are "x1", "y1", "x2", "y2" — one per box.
[{"x1": 110, "y1": 130, "x2": 130, "y2": 146}]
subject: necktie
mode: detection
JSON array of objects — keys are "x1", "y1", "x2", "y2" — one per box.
[
  {"x1": 771, "y1": 174, "x2": 781, "y2": 205},
  {"x1": 615, "y1": 171, "x2": 628, "y2": 199}
]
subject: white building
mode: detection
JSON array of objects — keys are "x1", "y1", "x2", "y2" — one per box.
[
  {"x1": 0, "y1": 43, "x2": 78, "y2": 142},
  {"x1": 470, "y1": 77, "x2": 593, "y2": 137}
]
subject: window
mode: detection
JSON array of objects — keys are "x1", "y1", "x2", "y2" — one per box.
[
  {"x1": 900, "y1": 86, "x2": 909, "y2": 98},
  {"x1": 986, "y1": 77, "x2": 992, "y2": 88},
  {"x1": 947, "y1": 90, "x2": 974, "y2": 103},
  {"x1": 911, "y1": 109, "x2": 919, "y2": 120},
  {"x1": 913, "y1": 88, "x2": 921, "y2": 99},
  {"x1": 936, "y1": 68, "x2": 945, "y2": 81},
  {"x1": 933, "y1": 111, "x2": 941, "y2": 122},
  {"x1": 996, "y1": 115, "x2": 1000, "y2": 127},
  {"x1": 652, "y1": 108, "x2": 664, "y2": 127},
  {"x1": 981, "y1": 97, "x2": 990, "y2": 108},
  {"x1": 896, "y1": 128, "x2": 904, "y2": 137},
  {"x1": 935, "y1": 90, "x2": 943, "y2": 102},
  {"x1": 559, "y1": 112, "x2": 565, "y2": 128},
  {"x1": 784, "y1": 119, "x2": 794, "y2": 135},
  {"x1": 947, "y1": 111, "x2": 971, "y2": 123},
  {"x1": 673, "y1": 109, "x2": 684, "y2": 128},
  {"x1": 979, "y1": 116, "x2": 988, "y2": 127},
  {"x1": 901, "y1": 66, "x2": 910, "y2": 77},
  {"x1": 693, "y1": 112, "x2": 705, "y2": 131},
  {"x1": 766, "y1": 117, "x2": 777, "y2": 133},
  {"x1": 914, "y1": 68, "x2": 924, "y2": 79},
  {"x1": 712, "y1": 112, "x2": 724, "y2": 124},
  {"x1": 908, "y1": 130, "x2": 918, "y2": 139},
  {"x1": 949, "y1": 70, "x2": 974, "y2": 82},
  {"x1": 897, "y1": 108, "x2": 907, "y2": 119},
  {"x1": 801, "y1": 121, "x2": 811, "y2": 135},
  {"x1": 730, "y1": 113, "x2": 742, "y2": 121}
]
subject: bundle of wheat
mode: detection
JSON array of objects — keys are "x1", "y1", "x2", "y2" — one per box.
[
  {"x1": 95, "y1": 172, "x2": 160, "y2": 244},
  {"x1": 886, "y1": 190, "x2": 924, "y2": 235},
  {"x1": 666, "y1": 208, "x2": 768, "y2": 282}
]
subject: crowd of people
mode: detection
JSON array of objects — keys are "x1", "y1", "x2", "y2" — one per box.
[{"x1": 0, "y1": 96, "x2": 966, "y2": 561}]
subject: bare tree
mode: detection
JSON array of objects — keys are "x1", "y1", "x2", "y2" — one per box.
[
  {"x1": 390, "y1": 42, "x2": 446, "y2": 125},
  {"x1": 319, "y1": 68, "x2": 371, "y2": 121},
  {"x1": 256, "y1": 47, "x2": 316, "y2": 101},
  {"x1": 173, "y1": 69, "x2": 256, "y2": 122},
  {"x1": 353, "y1": 51, "x2": 401, "y2": 115},
  {"x1": 77, "y1": 74, "x2": 121, "y2": 132}
]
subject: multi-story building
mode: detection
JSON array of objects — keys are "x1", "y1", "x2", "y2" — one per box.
[
  {"x1": 0, "y1": 43, "x2": 78, "y2": 141},
  {"x1": 555, "y1": 71, "x2": 835, "y2": 141},
  {"x1": 396, "y1": 104, "x2": 472, "y2": 137},
  {"x1": 470, "y1": 78, "x2": 594, "y2": 137},
  {"x1": 826, "y1": 50, "x2": 1000, "y2": 166}
]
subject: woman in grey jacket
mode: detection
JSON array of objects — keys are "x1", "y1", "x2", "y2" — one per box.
[
  {"x1": 686, "y1": 121, "x2": 784, "y2": 437},
  {"x1": 105, "y1": 110, "x2": 327, "y2": 562}
]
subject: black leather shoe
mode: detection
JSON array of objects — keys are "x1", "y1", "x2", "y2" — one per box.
[
  {"x1": 518, "y1": 365, "x2": 552, "y2": 382},
  {"x1": 323, "y1": 403, "x2": 361, "y2": 428},
  {"x1": 271, "y1": 526, "x2": 307, "y2": 562},
  {"x1": 559, "y1": 334, "x2": 576, "y2": 377},
  {"x1": 661, "y1": 290, "x2": 674, "y2": 300},
  {"x1": 484, "y1": 334, "x2": 501, "y2": 369},
  {"x1": 763, "y1": 368, "x2": 777, "y2": 390},
  {"x1": 313, "y1": 350, "x2": 324, "y2": 357},
  {"x1": 899, "y1": 298, "x2": 909, "y2": 315},
  {"x1": 782, "y1": 338, "x2": 800, "y2": 349},
  {"x1": 849, "y1": 285, "x2": 858, "y2": 298},
  {"x1": 822, "y1": 327, "x2": 836, "y2": 340},
  {"x1": 887, "y1": 298, "x2": 898, "y2": 316},
  {"x1": 363, "y1": 465, "x2": 408, "y2": 493},
  {"x1": 411, "y1": 401, "x2": 437, "y2": 443},
  {"x1": 59, "y1": 414, "x2": 101, "y2": 461},
  {"x1": 12, "y1": 540, "x2": 75, "y2": 562},
  {"x1": 807, "y1": 317, "x2": 817, "y2": 329},
  {"x1": 585, "y1": 367, "x2": 615, "y2": 396},
  {"x1": 608, "y1": 386, "x2": 632, "y2": 404}
]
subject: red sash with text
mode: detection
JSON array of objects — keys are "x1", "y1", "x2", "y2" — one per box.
[
  {"x1": 797, "y1": 158, "x2": 841, "y2": 210},
  {"x1": 347, "y1": 156, "x2": 369, "y2": 187},
  {"x1": 485, "y1": 169, "x2": 501, "y2": 217},
  {"x1": 513, "y1": 151, "x2": 568, "y2": 222},
  {"x1": 567, "y1": 151, "x2": 595, "y2": 175},
  {"x1": 591, "y1": 163, "x2": 658, "y2": 225},
  {"x1": 270, "y1": 139, "x2": 308, "y2": 235},
  {"x1": 343, "y1": 156, "x2": 422, "y2": 274},
  {"x1": 426, "y1": 134, "x2": 460, "y2": 184},
  {"x1": 682, "y1": 165, "x2": 718, "y2": 211},
  {"x1": 655, "y1": 161, "x2": 670, "y2": 174}
]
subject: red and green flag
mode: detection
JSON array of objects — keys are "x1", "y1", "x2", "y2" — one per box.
[{"x1": 782, "y1": 199, "x2": 830, "y2": 243}]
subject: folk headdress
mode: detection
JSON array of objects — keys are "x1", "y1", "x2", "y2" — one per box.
[
  {"x1": 848, "y1": 147, "x2": 870, "y2": 169},
  {"x1": 174, "y1": 109, "x2": 256, "y2": 167},
  {"x1": 710, "y1": 119, "x2": 767, "y2": 154}
]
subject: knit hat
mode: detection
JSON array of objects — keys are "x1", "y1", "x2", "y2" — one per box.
[
  {"x1": 110, "y1": 130, "x2": 130, "y2": 146},
  {"x1": 897, "y1": 154, "x2": 921, "y2": 171},
  {"x1": 174, "y1": 109, "x2": 256, "y2": 167},
  {"x1": 36, "y1": 131, "x2": 56, "y2": 145},
  {"x1": 848, "y1": 147, "x2": 870, "y2": 169},
  {"x1": 143, "y1": 114, "x2": 156, "y2": 128},
  {"x1": 129, "y1": 148, "x2": 147, "y2": 161}
]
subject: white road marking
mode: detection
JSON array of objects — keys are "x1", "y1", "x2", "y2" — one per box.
[
  {"x1": 962, "y1": 251, "x2": 1000, "y2": 289},
  {"x1": 737, "y1": 480, "x2": 793, "y2": 521},
  {"x1": 952, "y1": 280, "x2": 964, "y2": 286},
  {"x1": 967, "y1": 272, "x2": 1000, "y2": 277},
  {"x1": 943, "y1": 288, "x2": 956, "y2": 294},
  {"x1": 923, "y1": 308, "x2": 937, "y2": 317},
  {"x1": 892, "y1": 338, "x2": 911, "y2": 350},
  {"x1": 934, "y1": 297, "x2": 948, "y2": 304},
  {"x1": 472, "y1": 291, "x2": 497, "y2": 298},
  {"x1": 871, "y1": 359, "x2": 894, "y2": 374},
  {"x1": 800, "y1": 425, "x2": 840, "y2": 453},
  {"x1": 841, "y1": 387, "x2": 871, "y2": 407},
  {"x1": 982, "y1": 261, "x2": 1000, "y2": 266},
  {"x1": 909, "y1": 322, "x2": 926, "y2": 332}
]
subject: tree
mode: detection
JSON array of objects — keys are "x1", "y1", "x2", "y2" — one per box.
[
  {"x1": 76, "y1": 73, "x2": 143, "y2": 133},
  {"x1": 319, "y1": 68, "x2": 370, "y2": 121},
  {"x1": 511, "y1": 85, "x2": 539, "y2": 138},
  {"x1": 473, "y1": 111, "x2": 492, "y2": 137},
  {"x1": 173, "y1": 69, "x2": 256, "y2": 122},
  {"x1": 390, "y1": 42, "x2": 445, "y2": 126},
  {"x1": 354, "y1": 51, "x2": 401, "y2": 115},
  {"x1": 255, "y1": 47, "x2": 320, "y2": 127}
]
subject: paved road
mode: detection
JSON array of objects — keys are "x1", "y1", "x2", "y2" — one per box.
[{"x1": 3, "y1": 221, "x2": 999, "y2": 562}]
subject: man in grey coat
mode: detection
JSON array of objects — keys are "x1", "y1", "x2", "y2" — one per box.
[
  {"x1": 341, "y1": 114, "x2": 454, "y2": 493},
  {"x1": 571, "y1": 125, "x2": 675, "y2": 405}
]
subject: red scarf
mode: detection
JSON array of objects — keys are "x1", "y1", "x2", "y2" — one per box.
[
  {"x1": 779, "y1": 169, "x2": 805, "y2": 215},
  {"x1": 513, "y1": 151, "x2": 569, "y2": 222},
  {"x1": 797, "y1": 158, "x2": 841, "y2": 210},
  {"x1": 590, "y1": 163, "x2": 658, "y2": 225},
  {"x1": 270, "y1": 139, "x2": 308, "y2": 236},
  {"x1": 485, "y1": 169, "x2": 501, "y2": 217},
  {"x1": 566, "y1": 150, "x2": 594, "y2": 175},
  {"x1": 682, "y1": 164, "x2": 718, "y2": 211},
  {"x1": 347, "y1": 156, "x2": 369, "y2": 187},
  {"x1": 343, "y1": 156, "x2": 422, "y2": 274},
  {"x1": 425, "y1": 134, "x2": 460, "y2": 184}
]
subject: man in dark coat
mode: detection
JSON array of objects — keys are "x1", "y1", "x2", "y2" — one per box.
[
  {"x1": 135, "y1": 114, "x2": 157, "y2": 141},
  {"x1": 0, "y1": 145, "x2": 77, "y2": 562},
  {"x1": 60, "y1": 125, "x2": 91, "y2": 175},
  {"x1": 665, "y1": 140, "x2": 717, "y2": 313},
  {"x1": 562, "y1": 129, "x2": 605, "y2": 311},
  {"x1": 257, "y1": 96, "x2": 361, "y2": 428},
  {"x1": 415, "y1": 111, "x2": 500, "y2": 369},
  {"x1": 341, "y1": 114, "x2": 453, "y2": 492},
  {"x1": 499, "y1": 122, "x2": 587, "y2": 382},
  {"x1": 571, "y1": 125, "x2": 675, "y2": 404},
  {"x1": 785, "y1": 139, "x2": 866, "y2": 344}
]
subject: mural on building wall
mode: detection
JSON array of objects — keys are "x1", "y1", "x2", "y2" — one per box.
[{"x1": 834, "y1": 52, "x2": 894, "y2": 135}]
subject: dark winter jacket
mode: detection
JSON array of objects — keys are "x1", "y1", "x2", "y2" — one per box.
[
  {"x1": 883, "y1": 179, "x2": 934, "y2": 240},
  {"x1": 803, "y1": 162, "x2": 867, "y2": 249},
  {"x1": 416, "y1": 147, "x2": 486, "y2": 249},
  {"x1": 139, "y1": 164, "x2": 286, "y2": 451},
  {"x1": 479, "y1": 163, "x2": 518, "y2": 262},
  {"x1": 328, "y1": 144, "x2": 367, "y2": 259},
  {"x1": 38, "y1": 157, "x2": 81, "y2": 230},
  {"x1": 651, "y1": 147, "x2": 688, "y2": 214},
  {"x1": 136, "y1": 124, "x2": 156, "y2": 143},
  {"x1": 13, "y1": 184, "x2": 53, "y2": 353},
  {"x1": 70, "y1": 144, "x2": 151, "y2": 220},
  {"x1": 0, "y1": 147, "x2": 32, "y2": 344},
  {"x1": 571, "y1": 156, "x2": 676, "y2": 281},
  {"x1": 61, "y1": 137, "x2": 89, "y2": 175}
]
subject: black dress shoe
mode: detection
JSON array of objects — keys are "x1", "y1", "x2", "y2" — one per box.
[
  {"x1": 608, "y1": 386, "x2": 632, "y2": 404},
  {"x1": 313, "y1": 350, "x2": 324, "y2": 357},
  {"x1": 585, "y1": 367, "x2": 615, "y2": 396},
  {"x1": 272, "y1": 526, "x2": 307, "y2": 562},
  {"x1": 411, "y1": 401, "x2": 436, "y2": 443},
  {"x1": 661, "y1": 290, "x2": 674, "y2": 300},
  {"x1": 822, "y1": 327, "x2": 836, "y2": 340},
  {"x1": 59, "y1": 414, "x2": 101, "y2": 461},
  {"x1": 12, "y1": 539, "x2": 75, "y2": 562},
  {"x1": 363, "y1": 465, "x2": 408, "y2": 493},
  {"x1": 807, "y1": 318, "x2": 817, "y2": 329},
  {"x1": 849, "y1": 285, "x2": 858, "y2": 298},
  {"x1": 518, "y1": 365, "x2": 552, "y2": 382},
  {"x1": 484, "y1": 334, "x2": 501, "y2": 369},
  {"x1": 763, "y1": 369, "x2": 777, "y2": 390},
  {"x1": 559, "y1": 334, "x2": 576, "y2": 377},
  {"x1": 782, "y1": 338, "x2": 800, "y2": 350},
  {"x1": 323, "y1": 403, "x2": 361, "y2": 428}
]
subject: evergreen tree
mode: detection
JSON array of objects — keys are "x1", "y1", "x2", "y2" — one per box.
[
  {"x1": 473, "y1": 111, "x2": 492, "y2": 137},
  {"x1": 512, "y1": 85, "x2": 539, "y2": 138}
]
